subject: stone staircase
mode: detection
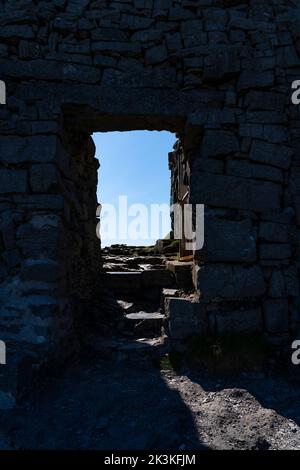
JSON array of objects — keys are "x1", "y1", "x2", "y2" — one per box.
[
  {"x1": 82, "y1": 245, "x2": 195, "y2": 361},
  {"x1": 102, "y1": 246, "x2": 172, "y2": 339}
]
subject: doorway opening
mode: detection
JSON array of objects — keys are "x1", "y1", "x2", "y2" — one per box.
[
  {"x1": 81, "y1": 130, "x2": 195, "y2": 351},
  {"x1": 95, "y1": 130, "x2": 175, "y2": 249}
]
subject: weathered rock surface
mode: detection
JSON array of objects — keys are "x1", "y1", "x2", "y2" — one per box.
[
  {"x1": 0, "y1": 0, "x2": 299, "y2": 407},
  {"x1": 195, "y1": 265, "x2": 266, "y2": 300},
  {"x1": 0, "y1": 354, "x2": 300, "y2": 450}
]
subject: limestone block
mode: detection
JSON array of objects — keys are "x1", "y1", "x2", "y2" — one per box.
[
  {"x1": 165, "y1": 298, "x2": 208, "y2": 340},
  {"x1": 13, "y1": 195, "x2": 65, "y2": 211},
  {"x1": 30, "y1": 164, "x2": 61, "y2": 193},
  {"x1": 0, "y1": 263, "x2": 7, "y2": 283},
  {"x1": 92, "y1": 41, "x2": 141, "y2": 56},
  {"x1": 2, "y1": 249, "x2": 21, "y2": 269},
  {"x1": 284, "y1": 265, "x2": 299, "y2": 297},
  {"x1": 166, "y1": 32, "x2": 182, "y2": 52},
  {"x1": 0, "y1": 212, "x2": 16, "y2": 250},
  {"x1": 131, "y1": 29, "x2": 162, "y2": 42},
  {"x1": 250, "y1": 140, "x2": 293, "y2": 170},
  {"x1": 215, "y1": 308, "x2": 263, "y2": 334},
  {"x1": 0, "y1": 135, "x2": 67, "y2": 171},
  {"x1": 101, "y1": 67, "x2": 177, "y2": 88},
  {"x1": 263, "y1": 299, "x2": 289, "y2": 333},
  {"x1": 60, "y1": 43, "x2": 91, "y2": 55},
  {"x1": 203, "y1": 8, "x2": 227, "y2": 24},
  {"x1": 238, "y1": 71, "x2": 274, "y2": 91},
  {"x1": 0, "y1": 59, "x2": 101, "y2": 84},
  {"x1": 203, "y1": 46, "x2": 240, "y2": 81},
  {"x1": 142, "y1": 269, "x2": 174, "y2": 288},
  {"x1": 20, "y1": 259, "x2": 63, "y2": 283},
  {"x1": 0, "y1": 25, "x2": 34, "y2": 39},
  {"x1": 240, "y1": 124, "x2": 287, "y2": 144},
  {"x1": 0, "y1": 391, "x2": 16, "y2": 410},
  {"x1": 260, "y1": 221, "x2": 294, "y2": 244},
  {"x1": 0, "y1": 169, "x2": 27, "y2": 194},
  {"x1": 277, "y1": 46, "x2": 299, "y2": 67},
  {"x1": 201, "y1": 130, "x2": 239, "y2": 157},
  {"x1": 227, "y1": 160, "x2": 283, "y2": 184},
  {"x1": 190, "y1": 172, "x2": 282, "y2": 212},
  {"x1": 259, "y1": 244, "x2": 291, "y2": 260},
  {"x1": 196, "y1": 264, "x2": 266, "y2": 299},
  {"x1": 120, "y1": 14, "x2": 153, "y2": 30},
  {"x1": 53, "y1": 17, "x2": 77, "y2": 32},
  {"x1": 269, "y1": 270, "x2": 286, "y2": 298},
  {"x1": 145, "y1": 44, "x2": 168, "y2": 64},
  {"x1": 244, "y1": 91, "x2": 286, "y2": 112},
  {"x1": 16, "y1": 214, "x2": 61, "y2": 259},
  {"x1": 246, "y1": 110, "x2": 285, "y2": 124},
  {"x1": 166, "y1": 261, "x2": 193, "y2": 288},
  {"x1": 260, "y1": 207, "x2": 294, "y2": 225},
  {"x1": 192, "y1": 157, "x2": 224, "y2": 174},
  {"x1": 204, "y1": 217, "x2": 256, "y2": 263}
]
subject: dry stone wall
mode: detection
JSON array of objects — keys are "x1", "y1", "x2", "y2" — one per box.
[{"x1": 0, "y1": 0, "x2": 300, "y2": 403}]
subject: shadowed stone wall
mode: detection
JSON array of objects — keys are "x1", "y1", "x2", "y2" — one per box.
[{"x1": 0, "y1": 0, "x2": 300, "y2": 404}]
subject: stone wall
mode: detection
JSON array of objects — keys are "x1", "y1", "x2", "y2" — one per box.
[{"x1": 0, "y1": 0, "x2": 300, "y2": 403}]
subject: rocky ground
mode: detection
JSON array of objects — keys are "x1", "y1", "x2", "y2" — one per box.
[
  {"x1": 0, "y1": 351, "x2": 300, "y2": 450},
  {"x1": 0, "y1": 245, "x2": 299, "y2": 451}
]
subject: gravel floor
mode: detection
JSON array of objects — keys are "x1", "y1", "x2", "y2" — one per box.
[{"x1": 0, "y1": 350, "x2": 300, "y2": 450}]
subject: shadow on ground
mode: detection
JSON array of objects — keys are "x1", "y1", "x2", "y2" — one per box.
[
  {"x1": 0, "y1": 355, "x2": 207, "y2": 450},
  {"x1": 1, "y1": 347, "x2": 300, "y2": 450}
]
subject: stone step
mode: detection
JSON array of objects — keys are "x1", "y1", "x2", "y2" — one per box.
[
  {"x1": 103, "y1": 262, "x2": 166, "y2": 273},
  {"x1": 141, "y1": 269, "x2": 175, "y2": 288},
  {"x1": 84, "y1": 336, "x2": 168, "y2": 362},
  {"x1": 105, "y1": 269, "x2": 175, "y2": 294},
  {"x1": 105, "y1": 271, "x2": 142, "y2": 294},
  {"x1": 166, "y1": 260, "x2": 194, "y2": 289},
  {"x1": 103, "y1": 264, "x2": 136, "y2": 272},
  {"x1": 102, "y1": 255, "x2": 169, "y2": 272},
  {"x1": 124, "y1": 311, "x2": 165, "y2": 337}
]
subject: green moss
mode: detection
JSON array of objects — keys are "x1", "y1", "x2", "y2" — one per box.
[{"x1": 160, "y1": 350, "x2": 183, "y2": 372}]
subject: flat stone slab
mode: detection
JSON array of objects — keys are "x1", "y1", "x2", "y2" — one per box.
[
  {"x1": 103, "y1": 263, "x2": 130, "y2": 272},
  {"x1": 162, "y1": 288, "x2": 180, "y2": 297},
  {"x1": 125, "y1": 312, "x2": 165, "y2": 337},
  {"x1": 166, "y1": 260, "x2": 193, "y2": 273},
  {"x1": 165, "y1": 297, "x2": 208, "y2": 341},
  {"x1": 139, "y1": 264, "x2": 165, "y2": 271},
  {"x1": 142, "y1": 269, "x2": 174, "y2": 287},
  {"x1": 166, "y1": 261, "x2": 193, "y2": 288},
  {"x1": 83, "y1": 336, "x2": 167, "y2": 359},
  {"x1": 105, "y1": 271, "x2": 142, "y2": 292},
  {"x1": 125, "y1": 312, "x2": 165, "y2": 321}
]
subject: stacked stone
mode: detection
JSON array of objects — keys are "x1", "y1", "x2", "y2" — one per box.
[
  {"x1": 0, "y1": 0, "x2": 299, "y2": 404},
  {"x1": 188, "y1": 89, "x2": 297, "y2": 345}
]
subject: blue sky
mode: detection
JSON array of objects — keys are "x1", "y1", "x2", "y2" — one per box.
[{"x1": 93, "y1": 131, "x2": 176, "y2": 246}]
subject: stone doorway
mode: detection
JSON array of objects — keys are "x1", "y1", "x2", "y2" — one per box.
[
  {"x1": 1, "y1": 86, "x2": 298, "y2": 407},
  {"x1": 68, "y1": 127, "x2": 196, "y2": 358}
]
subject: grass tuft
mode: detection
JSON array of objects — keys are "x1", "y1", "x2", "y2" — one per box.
[{"x1": 186, "y1": 333, "x2": 270, "y2": 375}]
